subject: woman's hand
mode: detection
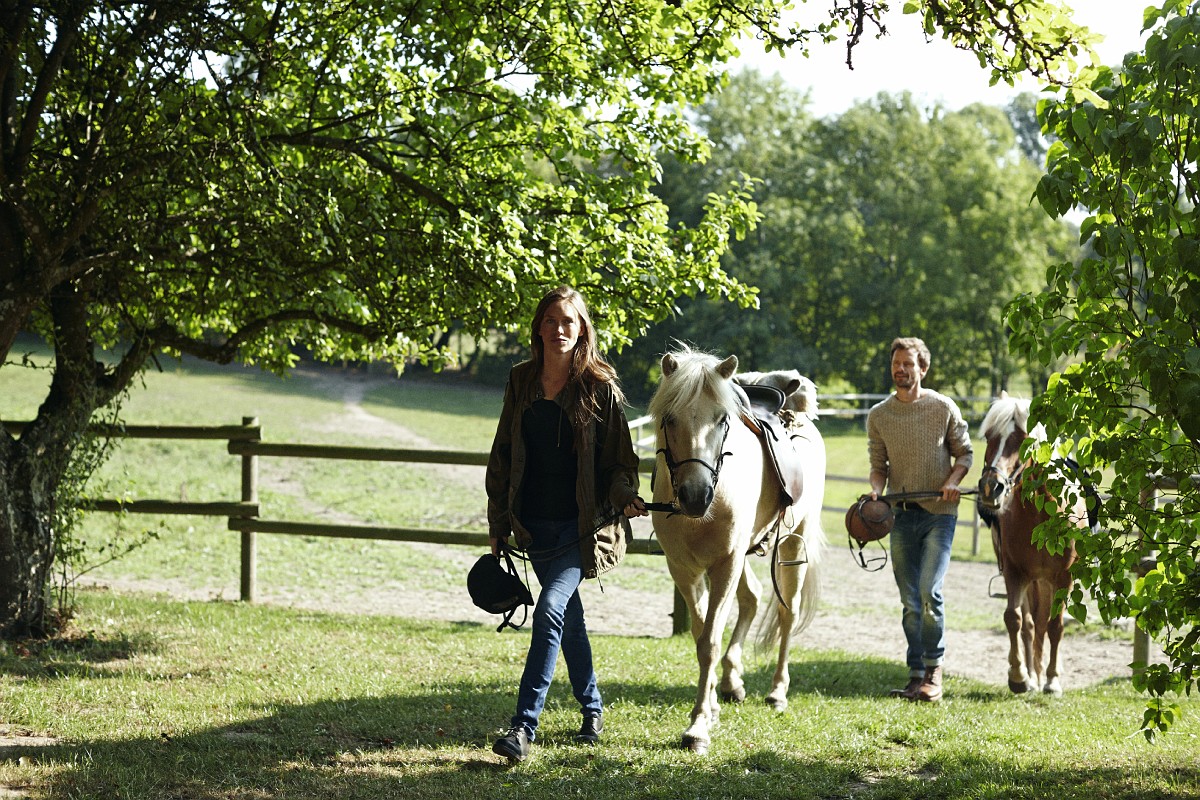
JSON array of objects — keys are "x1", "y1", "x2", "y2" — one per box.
[{"x1": 623, "y1": 497, "x2": 648, "y2": 518}]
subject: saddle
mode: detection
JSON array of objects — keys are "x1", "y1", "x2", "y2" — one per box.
[{"x1": 732, "y1": 382, "x2": 804, "y2": 508}]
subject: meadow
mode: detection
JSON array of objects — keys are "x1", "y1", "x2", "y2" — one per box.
[{"x1": 1, "y1": 345, "x2": 1197, "y2": 799}]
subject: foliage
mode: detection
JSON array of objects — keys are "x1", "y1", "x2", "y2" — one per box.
[
  {"x1": 1008, "y1": 0, "x2": 1200, "y2": 739},
  {"x1": 616, "y1": 77, "x2": 1076, "y2": 398},
  {"x1": 0, "y1": 0, "x2": 1111, "y2": 637}
]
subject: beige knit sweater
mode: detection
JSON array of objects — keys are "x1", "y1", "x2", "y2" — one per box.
[{"x1": 866, "y1": 391, "x2": 974, "y2": 516}]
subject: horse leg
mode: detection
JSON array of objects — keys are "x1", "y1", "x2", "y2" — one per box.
[
  {"x1": 1004, "y1": 580, "x2": 1035, "y2": 693},
  {"x1": 1043, "y1": 575, "x2": 1071, "y2": 696},
  {"x1": 1042, "y1": 607, "x2": 1066, "y2": 696},
  {"x1": 762, "y1": 528, "x2": 811, "y2": 712},
  {"x1": 1028, "y1": 581, "x2": 1049, "y2": 692},
  {"x1": 764, "y1": 563, "x2": 806, "y2": 712},
  {"x1": 682, "y1": 555, "x2": 742, "y2": 755},
  {"x1": 719, "y1": 563, "x2": 760, "y2": 705}
]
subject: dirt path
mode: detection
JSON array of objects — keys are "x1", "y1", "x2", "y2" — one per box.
[{"x1": 88, "y1": 369, "x2": 1151, "y2": 693}]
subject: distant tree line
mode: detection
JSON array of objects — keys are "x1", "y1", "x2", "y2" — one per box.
[{"x1": 599, "y1": 74, "x2": 1079, "y2": 404}]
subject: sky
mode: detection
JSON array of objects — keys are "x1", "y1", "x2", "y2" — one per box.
[{"x1": 729, "y1": 1, "x2": 1151, "y2": 117}]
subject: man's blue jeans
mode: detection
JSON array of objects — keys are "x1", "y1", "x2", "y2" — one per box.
[
  {"x1": 889, "y1": 508, "x2": 957, "y2": 675},
  {"x1": 511, "y1": 516, "x2": 602, "y2": 739}
]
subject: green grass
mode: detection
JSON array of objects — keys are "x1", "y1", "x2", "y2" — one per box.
[
  {"x1": 0, "y1": 590, "x2": 1196, "y2": 800},
  {"x1": 0, "y1": 346, "x2": 1044, "y2": 624},
  {"x1": 6, "y1": 347, "x2": 1191, "y2": 798}
]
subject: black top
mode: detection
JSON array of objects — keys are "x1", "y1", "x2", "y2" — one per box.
[{"x1": 520, "y1": 398, "x2": 579, "y2": 519}]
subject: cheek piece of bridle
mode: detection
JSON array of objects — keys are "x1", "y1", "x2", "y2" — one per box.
[
  {"x1": 654, "y1": 415, "x2": 733, "y2": 510},
  {"x1": 979, "y1": 461, "x2": 1024, "y2": 505},
  {"x1": 651, "y1": 414, "x2": 798, "y2": 608}
]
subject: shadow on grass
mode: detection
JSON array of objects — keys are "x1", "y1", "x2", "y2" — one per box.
[
  {"x1": 8, "y1": 686, "x2": 1197, "y2": 800},
  {"x1": 0, "y1": 626, "x2": 166, "y2": 681}
]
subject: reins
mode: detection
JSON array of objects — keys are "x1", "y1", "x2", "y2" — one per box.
[{"x1": 848, "y1": 489, "x2": 979, "y2": 573}]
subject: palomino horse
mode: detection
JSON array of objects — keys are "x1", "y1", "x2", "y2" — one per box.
[
  {"x1": 977, "y1": 394, "x2": 1092, "y2": 695},
  {"x1": 649, "y1": 348, "x2": 826, "y2": 753}
]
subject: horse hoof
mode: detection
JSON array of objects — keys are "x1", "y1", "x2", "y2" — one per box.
[
  {"x1": 681, "y1": 734, "x2": 709, "y2": 755},
  {"x1": 1008, "y1": 679, "x2": 1031, "y2": 694},
  {"x1": 721, "y1": 687, "x2": 746, "y2": 704},
  {"x1": 1043, "y1": 683, "x2": 1063, "y2": 697},
  {"x1": 765, "y1": 695, "x2": 788, "y2": 713}
]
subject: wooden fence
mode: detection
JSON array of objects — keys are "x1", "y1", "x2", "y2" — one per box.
[
  {"x1": 8, "y1": 415, "x2": 1172, "y2": 665},
  {"x1": 4, "y1": 414, "x2": 990, "y2": 600}
]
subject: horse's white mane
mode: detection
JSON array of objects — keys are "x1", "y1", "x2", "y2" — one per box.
[
  {"x1": 979, "y1": 395, "x2": 1031, "y2": 442},
  {"x1": 649, "y1": 346, "x2": 738, "y2": 422}
]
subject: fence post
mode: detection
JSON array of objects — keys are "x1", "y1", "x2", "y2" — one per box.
[
  {"x1": 240, "y1": 416, "x2": 259, "y2": 603},
  {"x1": 672, "y1": 591, "x2": 691, "y2": 636},
  {"x1": 971, "y1": 502, "x2": 980, "y2": 557},
  {"x1": 1132, "y1": 483, "x2": 1158, "y2": 675}
]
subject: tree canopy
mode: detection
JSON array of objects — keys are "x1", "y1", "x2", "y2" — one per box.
[
  {"x1": 0, "y1": 0, "x2": 1099, "y2": 637},
  {"x1": 612, "y1": 74, "x2": 1075, "y2": 402},
  {"x1": 1008, "y1": 0, "x2": 1200, "y2": 738}
]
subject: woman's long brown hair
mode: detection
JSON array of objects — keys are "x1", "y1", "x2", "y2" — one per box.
[{"x1": 530, "y1": 285, "x2": 625, "y2": 427}]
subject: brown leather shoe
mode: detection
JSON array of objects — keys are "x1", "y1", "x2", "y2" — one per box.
[
  {"x1": 916, "y1": 666, "x2": 943, "y2": 703},
  {"x1": 889, "y1": 675, "x2": 924, "y2": 700}
]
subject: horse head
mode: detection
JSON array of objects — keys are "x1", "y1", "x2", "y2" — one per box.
[
  {"x1": 650, "y1": 349, "x2": 740, "y2": 518},
  {"x1": 977, "y1": 395, "x2": 1032, "y2": 513}
]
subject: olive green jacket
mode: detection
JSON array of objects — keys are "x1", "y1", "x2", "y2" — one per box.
[{"x1": 485, "y1": 360, "x2": 639, "y2": 579}]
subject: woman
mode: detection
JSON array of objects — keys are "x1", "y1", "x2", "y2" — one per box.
[{"x1": 485, "y1": 285, "x2": 647, "y2": 763}]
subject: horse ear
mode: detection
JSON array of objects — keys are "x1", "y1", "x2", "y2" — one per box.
[
  {"x1": 662, "y1": 353, "x2": 678, "y2": 376},
  {"x1": 717, "y1": 355, "x2": 738, "y2": 379},
  {"x1": 783, "y1": 378, "x2": 802, "y2": 396},
  {"x1": 1000, "y1": 389, "x2": 1009, "y2": 399}
]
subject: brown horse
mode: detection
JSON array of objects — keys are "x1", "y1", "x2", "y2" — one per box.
[{"x1": 977, "y1": 394, "x2": 1093, "y2": 695}]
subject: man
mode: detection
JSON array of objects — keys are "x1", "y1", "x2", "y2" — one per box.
[{"x1": 866, "y1": 337, "x2": 973, "y2": 703}]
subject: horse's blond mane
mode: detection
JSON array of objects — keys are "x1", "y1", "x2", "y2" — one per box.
[
  {"x1": 979, "y1": 395, "x2": 1031, "y2": 442},
  {"x1": 648, "y1": 347, "x2": 738, "y2": 422}
]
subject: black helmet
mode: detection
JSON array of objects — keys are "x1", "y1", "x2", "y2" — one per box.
[{"x1": 467, "y1": 548, "x2": 534, "y2": 632}]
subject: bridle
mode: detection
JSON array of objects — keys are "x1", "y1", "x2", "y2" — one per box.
[
  {"x1": 979, "y1": 458, "x2": 1025, "y2": 508},
  {"x1": 655, "y1": 414, "x2": 733, "y2": 506}
]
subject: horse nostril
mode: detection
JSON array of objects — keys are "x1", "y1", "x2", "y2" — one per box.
[{"x1": 677, "y1": 483, "x2": 715, "y2": 516}]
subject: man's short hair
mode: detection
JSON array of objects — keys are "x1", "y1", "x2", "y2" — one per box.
[{"x1": 890, "y1": 336, "x2": 931, "y2": 372}]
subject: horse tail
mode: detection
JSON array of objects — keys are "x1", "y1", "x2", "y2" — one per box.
[{"x1": 755, "y1": 516, "x2": 825, "y2": 652}]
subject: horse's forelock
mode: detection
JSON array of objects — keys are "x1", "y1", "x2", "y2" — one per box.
[
  {"x1": 979, "y1": 396, "x2": 1031, "y2": 443},
  {"x1": 650, "y1": 350, "x2": 737, "y2": 421}
]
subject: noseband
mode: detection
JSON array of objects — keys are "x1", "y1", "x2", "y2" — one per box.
[
  {"x1": 656, "y1": 415, "x2": 733, "y2": 500},
  {"x1": 980, "y1": 460, "x2": 1025, "y2": 504}
]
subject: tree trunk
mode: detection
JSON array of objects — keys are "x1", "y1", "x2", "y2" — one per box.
[
  {"x1": 0, "y1": 434, "x2": 63, "y2": 638},
  {"x1": 0, "y1": 284, "x2": 123, "y2": 638}
]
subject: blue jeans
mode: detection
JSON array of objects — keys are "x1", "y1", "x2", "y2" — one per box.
[
  {"x1": 511, "y1": 517, "x2": 602, "y2": 739},
  {"x1": 889, "y1": 508, "x2": 957, "y2": 674}
]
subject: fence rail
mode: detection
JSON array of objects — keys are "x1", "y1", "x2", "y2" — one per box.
[
  {"x1": 9, "y1": 415, "x2": 1171, "y2": 665},
  {"x1": 5, "y1": 415, "x2": 991, "y2": 595}
]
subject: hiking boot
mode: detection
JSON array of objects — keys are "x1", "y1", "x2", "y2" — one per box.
[
  {"x1": 889, "y1": 675, "x2": 924, "y2": 700},
  {"x1": 916, "y1": 666, "x2": 943, "y2": 703},
  {"x1": 575, "y1": 713, "x2": 603, "y2": 745},
  {"x1": 492, "y1": 726, "x2": 532, "y2": 762}
]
